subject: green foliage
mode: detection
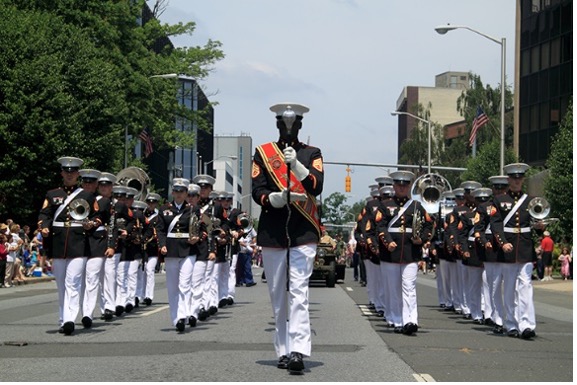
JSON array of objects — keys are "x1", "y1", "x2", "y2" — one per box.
[
  {"x1": 320, "y1": 192, "x2": 361, "y2": 226},
  {"x1": 0, "y1": 0, "x2": 224, "y2": 225},
  {"x1": 545, "y1": 100, "x2": 573, "y2": 242},
  {"x1": 460, "y1": 139, "x2": 518, "y2": 185}
]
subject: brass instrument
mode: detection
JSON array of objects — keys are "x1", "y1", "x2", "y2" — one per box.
[
  {"x1": 411, "y1": 207, "x2": 423, "y2": 241},
  {"x1": 188, "y1": 207, "x2": 201, "y2": 242},
  {"x1": 133, "y1": 217, "x2": 143, "y2": 245},
  {"x1": 116, "y1": 167, "x2": 150, "y2": 201},
  {"x1": 410, "y1": 173, "x2": 452, "y2": 214},
  {"x1": 238, "y1": 212, "x2": 253, "y2": 232},
  {"x1": 528, "y1": 196, "x2": 559, "y2": 226},
  {"x1": 69, "y1": 198, "x2": 91, "y2": 224}
]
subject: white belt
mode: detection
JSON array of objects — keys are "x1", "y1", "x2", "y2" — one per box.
[
  {"x1": 388, "y1": 227, "x2": 412, "y2": 233},
  {"x1": 53, "y1": 221, "x2": 83, "y2": 228},
  {"x1": 468, "y1": 236, "x2": 476, "y2": 242},
  {"x1": 95, "y1": 226, "x2": 106, "y2": 232},
  {"x1": 167, "y1": 233, "x2": 190, "y2": 239},
  {"x1": 504, "y1": 227, "x2": 531, "y2": 234},
  {"x1": 485, "y1": 229, "x2": 492, "y2": 234}
]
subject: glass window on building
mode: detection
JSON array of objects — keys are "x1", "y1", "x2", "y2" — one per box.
[{"x1": 540, "y1": 41, "x2": 550, "y2": 70}]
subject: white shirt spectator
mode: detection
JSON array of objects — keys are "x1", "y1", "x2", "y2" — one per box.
[{"x1": 239, "y1": 228, "x2": 257, "y2": 254}]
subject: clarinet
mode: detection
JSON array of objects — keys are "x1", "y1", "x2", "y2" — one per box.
[{"x1": 107, "y1": 204, "x2": 116, "y2": 249}]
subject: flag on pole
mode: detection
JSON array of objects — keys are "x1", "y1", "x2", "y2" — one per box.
[
  {"x1": 469, "y1": 106, "x2": 489, "y2": 147},
  {"x1": 139, "y1": 127, "x2": 153, "y2": 158}
]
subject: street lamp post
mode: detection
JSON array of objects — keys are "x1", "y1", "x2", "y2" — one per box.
[
  {"x1": 391, "y1": 111, "x2": 432, "y2": 174},
  {"x1": 203, "y1": 155, "x2": 238, "y2": 175},
  {"x1": 435, "y1": 24, "x2": 506, "y2": 174}
]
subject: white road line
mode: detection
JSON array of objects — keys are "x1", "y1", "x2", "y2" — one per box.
[
  {"x1": 346, "y1": 287, "x2": 353, "y2": 291},
  {"x1": 413, "y1": 373, "x2": 436, "y2": 382},
  {"x1": 141, "y1": 305, "x2": 169, "y2": 317}
]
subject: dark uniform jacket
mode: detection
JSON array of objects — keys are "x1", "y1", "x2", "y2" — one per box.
[
  {"x1": 474, "y1": 200, "x2": 504, "y2": 263},
  {"x1": 372, "y1": 196, "x2": 434, "y2": 263},
  {"x1": 227, "y1": 208, "x2": 244, "y2": 256},
  {"x1": 157, "y1": 201, "x2": 202, "y2": 259},
  {"x1": 38, "y1": 186, "x2": 98, "y2": 259},
  {"x1": 456, "y1": 203, "x2": 484, "y2": 267},
  {"x1": 489, "y1": 190, "x2": 537, "y2": 264},
  {"x1": 212, "y1": 204, "x2": 231, "y2": 263},
  {"x1": 144, "y1": 208, "x2": 161, "y2": 257},
  {"x1": 122, "y1": 208, "x2": 151, "y2": 262},
  {"x1": 445, "y1": 205, "x2": 469, "y2": 262},
  {"x1": 85, "y1": 194, "x2": 110, "y2": 258},
  {"x1": 108, "y1": 201, "x2": 133, "y2": 257},
  {"x1": 360, "y1": 198, "x2": 381, "y2": 265},
  {"x1": 252, "y1": 140, "x2": 323, "y2": 248}
]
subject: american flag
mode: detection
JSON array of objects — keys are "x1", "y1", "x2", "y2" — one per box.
[
  {"x1": 469, "y1": 106, "x2": 489, "y2": 147},
  {"x1": 139, "y1": 127, "x2": 153, "y2": 158}
]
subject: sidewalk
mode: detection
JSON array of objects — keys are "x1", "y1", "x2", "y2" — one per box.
[{"x1": 533, "y1": 277, "x2": 573, "y2": 293}]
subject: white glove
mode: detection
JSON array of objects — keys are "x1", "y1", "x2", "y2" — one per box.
[
  {"x1": 283, "y1": 147, "x2": 309, "y2": 181},
  {"x1": 268, "y1": 191, "x2": 286, "y2": 208},
  {"x1": 281, "y1": 189, "x2": 308, "y2": 204}
]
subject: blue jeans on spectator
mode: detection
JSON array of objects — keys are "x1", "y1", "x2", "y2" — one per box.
[{"x1": 238, "y1": 252, "x2": 255, "y2": 285}]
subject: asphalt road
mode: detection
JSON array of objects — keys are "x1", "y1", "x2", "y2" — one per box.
[{"x1": 0, "y1": 266, "x2": 572, "y2": 382}]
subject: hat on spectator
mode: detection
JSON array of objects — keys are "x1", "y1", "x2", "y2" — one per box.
[{"x1": 58, "y1": 156, "x2": 83, "y2": 172}]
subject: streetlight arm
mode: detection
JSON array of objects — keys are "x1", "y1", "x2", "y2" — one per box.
[
  {"x1": 391, "y1": 111, "x2": 429, "y2": 125},
  {"x1": 434, "y1": 24, "x2": 501, "y2": 45}
]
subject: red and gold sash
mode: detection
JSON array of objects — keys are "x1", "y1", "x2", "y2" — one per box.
[{"x1": 256, "y1": 142, "x2": 320, "y2": 236}]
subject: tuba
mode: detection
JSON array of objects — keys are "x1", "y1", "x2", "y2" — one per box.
[
  {"x1": 116, "y1": 167, "x2": 150, "y2": 201},
  {"x1": 528, "y1": 197, "x2": 559, "y2": 226},
  {"x1": 238, "y1": 212, "x2": 253, "y2": 232},
  {"x1": 411, "y1": 173, "x2": 452, "y2": 214},
  {"x1": 69, "y1": 198, "x2": 91, "y2": 223}
]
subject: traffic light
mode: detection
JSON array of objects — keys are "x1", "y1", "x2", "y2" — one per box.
[{"x1": 345, "y1": 175, "x2": 351, "y2": 192}]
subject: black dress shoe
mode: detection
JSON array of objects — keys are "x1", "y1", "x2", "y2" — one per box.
[
  {"x1": 104, "y1": 309, "x2": 114, "y2": 321},
  {"x1": 444, "y1": 306, "x2": 455, "y2": 312},
  {"x1": 218, "y1": 299, "x2": 228, "y2": 308},
  {"x1": 58, "y1": 326, "x2": 64, "y2": 334},
  {"x1": 472, "y1": 319, "x2": 484, "y2": 325},
  {"x1": 208, "y1": 306, "x2": 218, "y2": 315},
  {"x1": 188, "y1": 316, "x2": 197, "y2": 328},
  {"x1": 287, "y1": 352, "x2": 305, "y2": 374},
  {"x1": 81, "y1": 316, "x2": 92, "y2": 329},
  {"x1": 144, "y1": 297, "x2": 152, "y2": 306},
  {"x1": 377, "y1": 310, "x2": 385, "y2": 317},
  {"x1": 440, "y1": 304, "x2": 446, "y2": 308},
  {"x1": 125, "y1": 303, "x2": 134, "y2": 313},
  {"x1": 115, "y1": 305, "x2": 124, "y2": 317},
  {"x1": 507, "y1": 329, "x2": 520, "y2": 338},
  {"x1": 521, "y1": 328, "x2": 536, "y2": 340},
  {"x1": 176, "y1": 319, "x2": 185, "y2": 332},
  {"x1": 198, "y1": 308, "x2": 208, "y2": 321},
  {"x1": 246, "y1": 282, "x2": 257, "y2": 287},
  {"x1": 492, "y1": 324, "x2": 504, "y2": 334},
  {"x1": 277, "y1": 355, "x2": 289, "y2": 369},
  {"x1": 62, "y1": 321, "x2": 75, "y2": 336},
  {"x1": 402, "y1": 322, "x2": 418, "y2": 335},
  {"x1": 393, "y1": 326, "x2": 404, "y2": 334},
  {"x1": 484, "y1": 318, "x2": 495, "y2": 326},
  {"x1": 134, "y1": 297, "x2": 139, "y2": 308},
  {"x1": 226, "y1": 297, "x2": 234, "y2": 306}
]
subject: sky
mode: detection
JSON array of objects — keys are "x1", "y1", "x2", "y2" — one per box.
[{"x1": 153, "y1": 0, "x2": 516, "y2": 206}]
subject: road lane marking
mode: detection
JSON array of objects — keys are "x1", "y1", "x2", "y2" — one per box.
[
  {"x1": 413, "y1": 373, "x2": 436, "y2": 382},
  {"x1": 141, "y1": 305, "x2": 169, "y2": 317},
  {"x1": 346, "y1": 287, "x2": 353, "y2": 291}
]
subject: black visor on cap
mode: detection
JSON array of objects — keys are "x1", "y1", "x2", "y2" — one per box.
[
  {"x1": 394, "y1": 180, "x2": 410, "y2": 185},
  {"x1": 62, "y1": 167, "x2": 78, "y2": 172},
  {"x1": 173, "y1": 187, "x2": 187, "y2": 192},
  {"x1": 82, "y1": 178, "x2": 97, "y2": 183},
  {"x1": 99, "y1": 181, "x2": 113, "y2": 185}
]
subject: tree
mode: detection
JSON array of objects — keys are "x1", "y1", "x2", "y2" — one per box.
[
  {"x1": 544, "y1": 100, "x2": 573, "y2": 243},
  {"x1": 460, "y1": 139, "x2": 518, "y2": 185},
  {"x1": 0, "y1": 0, "x2": 224, "y2": 225}
]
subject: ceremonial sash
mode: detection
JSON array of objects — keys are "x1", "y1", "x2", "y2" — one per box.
[
  {"x1": 387, "y1": 199, "x2": 414, "y2": 231},
  {"x1": 54, "y1": 187, "x2": 84, "y2": 220},
  {"x1": 503, "y1": 194, "x2": 527, "y2": 226},
  {"x1": 256, "y1": 142, "x2": 320, "y2": 236}
]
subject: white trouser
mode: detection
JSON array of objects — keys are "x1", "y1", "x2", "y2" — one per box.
[
  {"x1": 116, "y1": 260, "x2": 133, "y2": 307},
  {"x1": 227, "y1": 253, "x2": 238, "y2": 299},
  {"x1": 216, "y1": 261, "x2": 229, "y2": 301},
  {"x1": 262, "y1": 244, "x2": 316, "y2": 358},
  {"x1": 204, "y1": 260, "x2": 217, "y2": 309},
  {"x1": 378, "y1": 263, "x2": 390, "y2": 322},
  {"x1": 83, "y1": 257, "x2": 105, "y2": 319},
  {"x1": 364, "y1": 260, "x2": 385, "y2": 312},
  {"x1": 383, "y1": 262, "x2": 418, "y2": 327},
  {"x1": 481, "y1": 269, "x2": 492, "y2": 320},
  {"x1": 125, "y1": 260, "x2": 139, "y2": 306},
  {"x1": 165, "y1": 256, "x2": 196, "y2": 325},
  {"x1": 102, "y1": 254, "x2": 120, "y2": 312},
  {"x1": 53, "y1": 257, "x2": 87, "y2": 325},
  {"x1": 137, "y1": 256, "x2": 158, "y2": 301},
  {"x1": 484, "y1": 262, "x2": 504, "y2": 325},
  {"x1": 436, "y1": 260, "x2": 446, "y2": 306},
  {"x1": 502, "y1": 262, "x2": 536, "y2": 332},
  {"x1": 457, "y1": 260, "x2": 468, "y2": 314},
  {"x1": 439, "y1": 260, "x2": 453, "y2": 307},
  {"x1": 191, "y1": 260, "x2": 208, "y2": 317},
  {"x1": 448, "y1": 261, "x2": 462, "y2": 311},
  {"x1": 464, "y1": 265, "x2": 484, "y2": 320}
]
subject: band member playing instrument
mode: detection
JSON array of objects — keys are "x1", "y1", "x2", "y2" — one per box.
[
  {"x1": 38, "y1": 157, "x2": 99, "y2": 336},
  {"x1": 252, "y1": 103, "x2": 323, "y2": 374},
  {"x1": 136, "y1": 192, "x2": 162, "y2": 307}
]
